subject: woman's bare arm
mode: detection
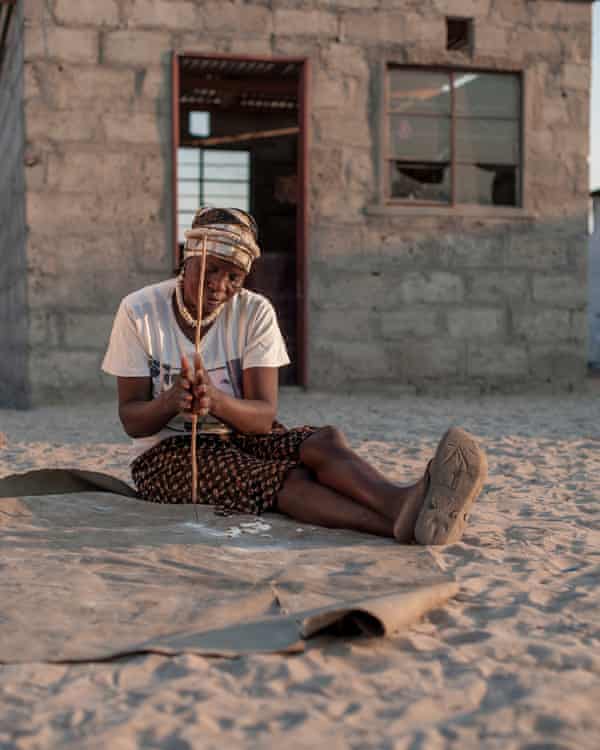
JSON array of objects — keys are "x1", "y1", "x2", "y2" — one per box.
[
  {"x1": 117, "y1": 355, "x2": 204, "y2": 438},
  {"x1": 117, "y1": 357, "x2": 278, "y2": 438},
  {"x1": 205, "y1": 364, "x2": 278, "y2": 435},
  {"x1": 117, "y1": 377, "x2": 180, "y2": 438}
]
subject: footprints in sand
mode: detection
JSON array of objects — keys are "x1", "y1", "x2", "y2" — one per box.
[{"x1": 2, "y1": 394, "x2": 600, "y2": 747}]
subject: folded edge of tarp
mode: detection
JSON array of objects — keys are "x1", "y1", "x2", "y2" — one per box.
[
  {"x1": 299, "y1": 581, "x2": 460, "y2": 639},
  {"x1": 0, "y1": 469, "x2": 138, "y2": 499},
  {"x1": 27, "y1": 582, "x2": 459, "y2": 664}
]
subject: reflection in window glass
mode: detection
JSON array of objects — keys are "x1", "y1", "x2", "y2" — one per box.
[
  {"x1": 387, "y1": 67, "x2": 521, "y2": 206},
  {"x1": 389, "y1": 115, "x2": 451, "y2": 162},
  {"x1": 389, "y1": 70, "x2": 451, "y2": 115},
  {"x1": 455, "y1": 165, "x2": 519, "y2": 206},
  {"x1": 177, "y1": 149, "x2": 251, "y2": 243},
  {"x1": 454, "y1": 74, "x2": 519, "y2": 118},
  {"x1": 390, "y1": 161, "x2": 451, "y2": 203},
  {"x1": 455, "y1": 118, "x2": 520, "y2": 165}
]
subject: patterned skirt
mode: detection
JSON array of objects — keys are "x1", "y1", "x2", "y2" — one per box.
[{"x1": 130, "y1": 426, "x2": 318, "y2": 515}]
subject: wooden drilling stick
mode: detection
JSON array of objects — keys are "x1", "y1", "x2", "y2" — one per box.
[{"x1": 191, "y1": 234, "x2": 208, "y2": 507}]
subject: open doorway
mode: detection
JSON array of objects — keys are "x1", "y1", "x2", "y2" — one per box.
[{"x1": 171, "y1": 54, "x2": 309, "y2": 386}]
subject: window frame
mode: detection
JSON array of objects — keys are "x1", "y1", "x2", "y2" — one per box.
[{"x1": 381, "y1": 63, "x2": 524, "y2": 211}]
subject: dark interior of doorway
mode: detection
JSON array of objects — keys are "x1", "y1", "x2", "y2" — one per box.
[{"x1": 177, "y1": 57, "x2": 301, "y2": 385}]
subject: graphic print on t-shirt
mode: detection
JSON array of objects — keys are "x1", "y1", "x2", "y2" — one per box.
[{"x1": 207, "y1": 359, "x2": 243, "y2": 399}]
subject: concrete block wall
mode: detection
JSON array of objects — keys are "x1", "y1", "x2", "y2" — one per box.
[
  {"x1": 310, "y1": 219, "x2": 588, "y2": 393},
  {"x1": 305, "y1": 0, "x2": 591, "y2": 393},
  {"x1": 0, "y1": 1, "x2": 28, "y2": 408},
  {"x1": 24, "y1": 0, "x2": 174, "y2": 402},
  {"x1": 21, "y1": 0, "x2": 592, "y2": 401}
]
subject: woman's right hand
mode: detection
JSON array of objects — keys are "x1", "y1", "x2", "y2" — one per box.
[
  {"x1": 166, "y1": 354, "x2": 209, "y2": 417},
  {"x1": 163, "y1": 354, "x2": 194, "y2": 415}
]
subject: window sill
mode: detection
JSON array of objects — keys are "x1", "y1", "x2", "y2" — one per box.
[{"x1": 365, "y1": 203, "x2": 535, "y2": 221}]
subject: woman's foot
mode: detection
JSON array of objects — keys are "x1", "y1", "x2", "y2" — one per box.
[{"x1": 412, "y1": 427, "x2": 488, "y2": 546}]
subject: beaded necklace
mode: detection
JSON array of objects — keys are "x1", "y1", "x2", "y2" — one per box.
[{"x1": 174, "y1": 270, "x2": 225, "y2": 329}]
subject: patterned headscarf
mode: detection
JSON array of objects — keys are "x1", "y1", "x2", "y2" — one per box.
[{"x1": 183, "y1": 207, "x2": 261, "y2": 273}]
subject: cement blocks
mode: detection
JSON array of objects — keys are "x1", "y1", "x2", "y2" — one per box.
[
  {"x1": 53, "y1": 0, "x2": 121, "y2": 27},
  {"x1": 4, "y1": 0, "x2": 593, "y2": 402}
]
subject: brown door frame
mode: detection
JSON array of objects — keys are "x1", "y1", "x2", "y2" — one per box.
[{"x1": 171, "y1": 51, "x2": 310, "y2": 388}]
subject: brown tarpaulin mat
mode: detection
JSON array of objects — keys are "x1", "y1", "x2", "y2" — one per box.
[{"x1": 0, "y1": 470, "x2": 458, "y2": 662}]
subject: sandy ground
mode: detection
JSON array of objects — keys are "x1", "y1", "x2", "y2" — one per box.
[{"x1": 1, "y1": 387, "x2": 600, "y2": 749}]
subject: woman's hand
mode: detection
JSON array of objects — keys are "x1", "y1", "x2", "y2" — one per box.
[
  {"x1": 189, "y1": 352, "x2": 215, "y2": 417},
  {"x1": 116, "y1": 353, "x2": 217, "y2": 439},
  {"x1": 162, "y1": 354, "x2": 193, "y2": 415},
  {"x1": 163, "y1": 353, "x2": 211, "y2": 417}
]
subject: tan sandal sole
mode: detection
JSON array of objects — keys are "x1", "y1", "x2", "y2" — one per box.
[{"x1": 414, "y1": 427, "x2": 487, "y2": 546}]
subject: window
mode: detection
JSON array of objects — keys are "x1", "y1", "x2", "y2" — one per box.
[
  {"x1": 188, "y1": 111, "x2": 210, "y2": 137},
  {"x1": 177, "y1": 149, "x2": 251, "y2": 244},
  {"x1": 446, "y1": 17, "x2": 472, "y2": 53},
  {"x1": 386, "y1": 67, "x2": 521, "y2": 207}
]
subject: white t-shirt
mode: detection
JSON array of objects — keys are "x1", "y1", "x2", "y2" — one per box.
[{"x1": 102, "y1": 279, "x2": 290, "y2": 458}]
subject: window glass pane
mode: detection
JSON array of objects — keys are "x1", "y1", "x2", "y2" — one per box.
[
  {"x1": 455, "y1": 118, "x2": 519, "y2": 165},
  {"x1": 177, "y1": 148, "x2": 200, "y2": 165},
  {"x1": 198, "y1": 196, "x2": 251, "y2": 212},
  {"x1": 177, "y1": 149, "x2": 251, "y2": 225},
  {"x1": 454, "y1": 73, "x2": 520, "y2": 118},
  {"x1": 203, "y1": 181, "x2": 249, "y2": 196},
  {"x1": 390, "y1": 161, "x2": 451, "y2": 203},
  {"x1": 178, "y1": 212, "x2": 195, "y2": 243},
  {"x1": 455, "y1": 164, "x2": 519, "y2": 206},
  {"x1": 203, "y1": 150, "x2": 250, "y2": 167},
  {"x1": 178, "y1": 164, "x2": 200, "y2": 180},
  {"x1": 178, "y1": 184, "x2": 200, "y2": 199},
  {"x1": 189, "y1": 111, "x2": 210, "y2": 137},
  {"x1": 178, "y1": 195, "x2": 200, "y2": 212},
  {"x1": 203, "y1": 164, "x2": 250, "y2": 181},
  {"x1": 389, "y1": 115, "x2": 451, "y2": 161},
  {"x1": 389, "y1": 70, "x2": 451, "y2": 115}
]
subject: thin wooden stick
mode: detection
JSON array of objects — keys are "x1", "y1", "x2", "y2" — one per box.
[
  {"x1": 191, "y1": 235, "x2": 208, "y2": 509},
  {"x1": 181, "y1": 126, "x2": 299, "y2": 148}
]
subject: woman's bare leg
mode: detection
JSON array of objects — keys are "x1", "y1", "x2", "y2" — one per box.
[
  {"x1": 277, "y1": 467, "x2": 394, "y2": 538},
  {"x1": 298, "y1": 427, "x2": 428, "y2": 541}
]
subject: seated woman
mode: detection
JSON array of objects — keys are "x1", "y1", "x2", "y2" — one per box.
[{"x1": 102, "y1": 207, "x2": 487, "y2": 545}]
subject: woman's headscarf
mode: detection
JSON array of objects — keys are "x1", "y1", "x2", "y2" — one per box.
[{"x1": 183, "y1": 207, "x2": 261, "y2": 273}]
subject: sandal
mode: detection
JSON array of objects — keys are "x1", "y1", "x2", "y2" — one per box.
[{"x1": 414, "y1": 427, "x2": 488, "y2": 546}]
